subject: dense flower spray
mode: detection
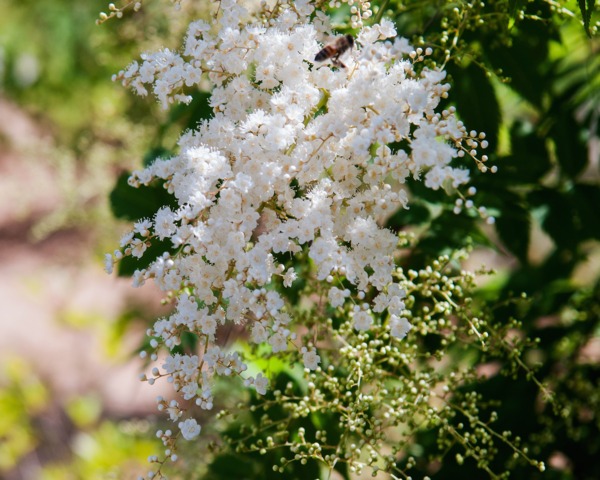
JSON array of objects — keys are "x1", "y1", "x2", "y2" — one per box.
[{"x1": 106, "y1": 0, "x2": 497, "y2": 477}]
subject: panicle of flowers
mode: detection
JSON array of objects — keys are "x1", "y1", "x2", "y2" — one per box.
[{"x1": 107, "y1": 0, "x2": 495, "y2": 475}]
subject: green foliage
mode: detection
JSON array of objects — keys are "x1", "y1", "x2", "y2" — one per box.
[
  {"x1": 110, "y1": 172, "x2": 177, "y2": 222},
  {"x1": 0, "y1": 3, "x2": 207, "y2": 478},
  {"x1": 0, "y1": 359, "x2": 48, "y2": 472},
  {"x1": 0, "y1": 360, "x2": 158, "y2": 479},
  {"x1": 40, "y1": 420, "x2": 159, "y2": 480},
  {"x1": 577, "y1": 0, "x2": 598, "y2": 37},
  {"x1": 1, "y1": 0, "x2": 135, "y2": 143},
  {"x1": 382, "y1": 1, "x2": 600, "y2": 479}
]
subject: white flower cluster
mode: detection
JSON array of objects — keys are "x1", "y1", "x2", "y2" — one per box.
[{"x1": 108, "y1": 0, "x2": 489, "y2": 460}]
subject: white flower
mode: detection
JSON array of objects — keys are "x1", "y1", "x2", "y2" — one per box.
[
  {"x1": 253, "y1": 373, "x2": 269, "y2": 395},
  {"x1": 182, "y1": 382, "x2": 199, "y2": 400},
  {"x1": 119, "y1": 231, "x2": 134, "y2": 248},
  {"x1": 203, "y1": 346, "x2": 221, "y2": 367},
  {"x1": 266, "y1": 291, "x2": 284, "y2": 313},
  {"x1": 302, "y1": 348, "x2": 321, "y2": 370},
  {"x1": 167, "y1": 400, "x2": 183, "y2": 422},
  {"x1": 198, "y1": 314, "x2": 217, "y2": 336},
  {"x1": 162, "y1": 354, "x2": 182, "y2": 374},
  {"x1": 130, "y1": 238, "x2": 147, "y2": 258},
  {"x1": 197, "y1": 381, "x2": 214, "y2": 409},
  {"x1": 268, "y1": 331, "x2": 288, "y2": 353},
  {"x1": 378, "y1": 19, "x2": 397, "y2": 39},
  {"x1": 134, "y1": 218, "x2": 153, "y2": 236},
  {"x1": 283, "y1": 268, "x2": 297, "y2": 287},
  {"x1": 390, "y1": 315, "x2": 412, "y2": 340},
  {"x1": 154, "y1": 207, "x2": 177, "y2": 240},
  {"x1": 373, "y1": 284, "x2": 407, "y2": 316},
  {"x1": 353, "y1": 310, "x2": 373, "y2": 331},
  {"x1": 104, "y1": 253, "x2": 114, "y2": 274},
  {"x1": 179, "y1": 418, "x2": 201, "y2": 440},
  {"x1": 251, "y1": 322, "x2": 268, "y2": 343},
  {"x1": 180, "y1": 355, "x2": 199, "y2": 377},
  {"x1": 328, "y1": 287, "x2": 347, "y2": 308}
]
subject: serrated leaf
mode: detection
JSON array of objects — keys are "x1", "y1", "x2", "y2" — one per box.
[{"x1": 578, "y1": 0, "x2": 595, "y2": 38}]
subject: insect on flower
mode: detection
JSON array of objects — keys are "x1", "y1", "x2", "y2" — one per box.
[{"x1": 314, "y1": 34, "x2": 354, "y2": 69}]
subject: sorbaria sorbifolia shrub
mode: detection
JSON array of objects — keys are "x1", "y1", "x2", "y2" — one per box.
[{"x1": 105, "y1": 0, "x2": 546, "y2": 478}]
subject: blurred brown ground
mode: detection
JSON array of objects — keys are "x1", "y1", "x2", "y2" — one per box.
[{"x1": 0, "y1": 98, "x2": 170, "y2": 477}]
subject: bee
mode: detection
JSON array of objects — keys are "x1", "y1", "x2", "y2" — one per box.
[{"x1": 314, "y1": 34, "x2": 354, "y2": 69}]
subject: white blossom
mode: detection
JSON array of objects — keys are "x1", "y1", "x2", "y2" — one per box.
[
  {"x1": 178, "y1": 418, "x2": 201, "y2": 440},
  {"x1": 109, "y1": 0, "x2": 489, "y2": 452},
  {"x1": 390, "y1": 315, "x2": 412, "y2": 339},
  {"x1": 268, "y1": 331, "x2": 288, "y2": 353},
  {"x1": 302, "y1": 347, "x2": 321, "y2": 370},
  {"x1": 353, "y1": 310, "x2": 373, "y2": 331},
  {"x1": 253, "y1": 373, "x2": 269, "y2": 395}
]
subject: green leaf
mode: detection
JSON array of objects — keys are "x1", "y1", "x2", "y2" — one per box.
[
  {"x1": 572, "y1": 183, "x2": 600, "y2": 240},
  {"x1": 529, "y1": 188, "x2": 577, "y2": 250},
  {"x1": 495, "y1": 196, "x2": 530, "y2": 263},
  {"x1": 578, "y1": 0, "x2": 595, "y2": 38},
  {"x1": 116, "y1": 237, "x2": 175, "y2": 277},
  {"x1": 548, "y1": 107, "x2": 588, "y2": 179},
  {"x1": 109, "y1": 172, "x2": 177, "y2": 222},
  {"x1": 490, "y1": 121, "x2": 550, "y2": 184},
  {"x1": 167, "y1": 90, "x2": 213, "y2": 129},
  {"x1": 208, "y1": 453, "x2": 258, "y2": 478},
  {"x1": 507, "y1": 0, "x2": 526, "y2": 29},
  {"x1": 411, "y1": 211, "x2": 489, "y2": 264},
  {"x1": 143, "y1": 147, "x2": 173, "y2": 168},
  {"x1": 407, "y1": 177, "x2": 451, "y2": 204},
  {"x1": 486, "y1": 17, "x2": 554, "y2": 108},
  {"x1": 446, "y1": 61, "x2": 501, "y2": 151},
  {"x1": 170, "y1": 331, "x2": 199, "y2": 355},
  {"x1": 151, "y1": 91, "x2": 213, "y2": 150},
  {"x1": 385, "y1": 203, "x2": 431, "y2": 231}
]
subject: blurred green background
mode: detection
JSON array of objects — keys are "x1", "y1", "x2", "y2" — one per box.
[{"x1": 0, "y1": 1, "x2": 197, "y2": 478}]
